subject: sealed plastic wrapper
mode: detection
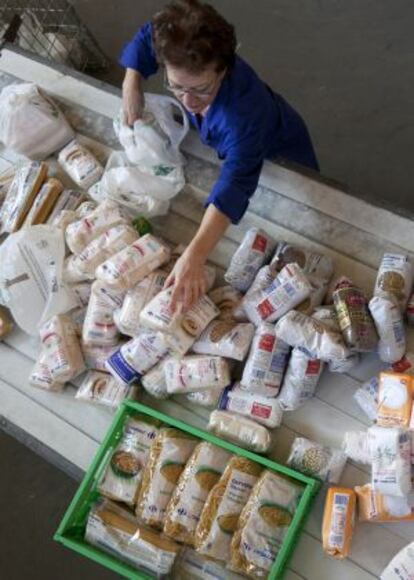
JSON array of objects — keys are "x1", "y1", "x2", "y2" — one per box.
[
  {"x1": 233, "y1": 265, "x2": 275, "y2": 321},
  {"x1": 39, "y1": 314, "x2": 85, "y2": 382},
  {"x1": 164, "y1": 356, "x2": 231, "y2": 394},
  {"x1": 224, "y1": 228, "x2": 275, "y2": 292},
  {"x1": 186, "y1": 387, "x2": 223, "y2": 408},
  {"x1": 96, "y1": 234, "x2": 170, "y2": 291},
  {"x1": 0, "y1": 306, "x2": 13, "y2": 340},
  {"x1": 208, "y1": 410, "x2": 271, "y2": 453},
  {"x1": 76, "y1": 200, "x2": 97, "y2": 217},
  {"x1": 136, "y1": 427, "x2": 197, "y2": 529},
  {"x1": 82, "y1": 281, "x2": 125, "y2": 346},
  {"x1": 322, "y1": 487, "x2": 356, "y2": 559},
  {"x1": 47, "y1": 189, "x2": 84, "y2": 225},
  {"x1": 368, "y1": 425, "x2": 412, "y2": 497},
  {"x1": 23, "y1": 177, "x2": 63, "y2": 227},
  {"x1": 355, "y1": 484, "x2": 414, "y2": 522},
  {"x1": 85, "y1": 499, "x2": 180, "y2": 577},
  {"x1": 342, "y1": 431, "x2": 371, "y2": 464},
  {"x1": 230, "y1": 470, "x2": 303, "y2": 577},
  {"x1": 295, "y1": 276, "x2": 328, "y2": 316},
  {"x1": 71, "y1": 282, "x2": 92, "y2": 308},
  {"x1": 81, "y1": 341, "x2": 120, "y2": 372},
  {"x1": 208, "y1": 285, "x2": 244, "y2": 320},
  {"x1": 58, "y1": 139, "x2": 103, "y2": 190},
  {"x1": 240, "y1": 323, "x2": 290, "y2": 397},
  {"x1": 271, "y1": 241, "x2": 334, "y2": 282},
  {"x1": 164, "y1": 442, "x2": 231, "y2": 544},
  {"x1": 75, "y1": 370, "x2": 129, "y2": 408},
  {"x1": 192, "y1": 320, "x2": 255, "y2": 361},
  {"x1": 106, "y1": 331, "x2": 169, "y2": 386},
  {"x1": 374, "y1": 253, "x2": 414, "y2": 310},
  {"x1": 99, "y1": 416, "x2": 159, "y2": 505},
  {"x1": 195, "y1": 455, "x2": 262, "y2": 561},
  {"x1": 244, "y1": 263, "x2": 313, "y2": 325},
  {"x1": 380, "y1": 541, "x2": 414, "y2": 580},
  {"x1": 369, "y1": 293, "x2": 406, "y2": 363},
  {"x1": 333, "y1": 284, "x2": 378, "y2": 352},
  {"x1": 287, "y1": 437, "x2": 346, "y2": 483},
  {"x1": 278, "y1": 347, "x2": 324, "y2": 411},
  {"x1": 29, "y1": 352, "x2": 64, "y2": 392},
  {"x1": 52, "y1": 208, "x2": 78, "y2": 230},
  {"x1": 141, "y1": 361, "x2": 169, "y2": 399},
  {"x1": 63, "y1": 255, "x2": 90, "y2": 285},
  {"x1": 377, "y1": 372, "x2": 413, "y2": 428},
  {"x1": 218, "y1": 384, "x2": 284, "y2": 428},
  {"x1": 172, "y1": 548, "x2": 246, "y2": 580}
]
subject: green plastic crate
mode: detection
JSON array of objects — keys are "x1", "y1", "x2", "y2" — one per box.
[{"x1": 54, "y1": 400, "x2": 321, "y2": 579}]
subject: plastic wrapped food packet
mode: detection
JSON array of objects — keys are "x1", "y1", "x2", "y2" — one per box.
[
  {"x1": 233, "y1": 265, "x2": 276, "y2": 322},
  {"x1": 0, "y1": 306, "x2": 13, "y2": 339},
  {"x1": 369, "y1": 293, "x2": 406, "y2": 363},
  {"x1": 58, "y1": 139, "x2": 103, "y2": 189},
  {"x1": 62, "y1": 255, "x2": 90, "y2": 284},
  {"x1": 380, "y1": 542, "x2": 414, "y2": 580},
  {"x1": 342, "y1": 431, "x2": 371, "y2": 464},
  {"x1": 377, "y1": 372, "x2": 413, "y2": 428},
  {"x1": 208, "y1": 410, "x2": 271, "y2": 453},
  {"x1": 164, "y1": 356, "x2": 231, "y2": 394},
  {"x1": 224, "y1": 228, "x2": 275, "y2": 292},
  {"x1": 218, "y1": 384, "x2": 283, "y2": 428},
  {"x1": 29, "y1": 352, "x2": 64, "y2": 392},
  {"x1": 295, "y1": 276, "x2": 328, "y2": 316},
  {"x1": 275, "y1": 310, "x2": 350, "y2": 362},
  {"x1": 75, "y1": 370, "x2": 129, "y2": 408},
  {"x1": 65, "y1": 199, "x2": 127, "y2": 254},
  {"x1": 192, "y1": 320, "x2": 255, "y2": 361},
  {"x1": 0, "y1": 164, "x2": 16, "y2": 203},
  {"x1": 96, "y1": 234, "x2": 171, "y2": 291},
  {"x1": 71, "y1": 224, "x2": 138, "y2": 279},
  {"x1": 68, "y1": 305, "x2": 87, "y2": 336},
  {"x1": 98, "y1": 416, "x2": 159, "y2": 505},
  {"x1": 208, "y1": 285, "x2": 244, "y2": 320},
  {"x1": 195, "y1": 456, "x2": 262, "y2": 561},
  {"x1": 322, "y1": 487, "x2": 356, "y2": 559},
  {"x1": 286, "y1": 437, "x2": 347, "y2": 483},
  {"x1": 368, "y1": 425, "x2": 412, "y2": 497},
  {"x1": 70, "y1": 282, "x2": 92, "y2": 308},
  {"x1": 186, "y1": 387, "x2": 223, "y2": 408},
  {"x1": 115, "y1": 270, "x2": 168, "y2": 337},
  {"x1": 271, "y1": 241, "x2": 334, "y2": 283},
  {"x1": 374, "y1": 253, "x2": 414, "y2": 311},
  {"x1": 39, "y1": 314, "x2": 85, "y2": 382},
  {"x1": 240, "y1": 323, "x2": 290, "y2": 397},
  {"x1": 82, "y1": 281, "x2": 125, "y2": 346},
  {"x1": 230, "y1": 470, "x2": 303, "y2": 577},
  {"x1": 22, "y1": 177, "x2": 63, "y2": 227},
  {"x1": 76, "y1": 200, "x2": 97, "y2": 217},
  {"x1": 243, "y1": 263, "x2": 313, "y2": 325},
  {"x1": 106, "y1": 331, "x2": 169, "y2": 386},
  {"x1": 355, "y1": 484, "x2": 414, "y2": 522},
  {"x1": 325, "y1": 275, "x2": 354, "y2": 304},
  {"x1": 81, "y1": 341, "x2": 121, "y2": 372},
  {"x1": 278, "y1": 347, "x2": 324, "y2": 411},
  {"x1": 46, "y1": 188, "x2": 84, "y2": 225},
  {"x1": 85, "y1": 499, "x2": 180, "y2": 577},
  {"x1": 172, "y1": 548, "x2": 247, "y2": 580},
  {"x1": 333, "y1": 283, "x2": 378, "y2": 352},
  {"x1": 141, "y1": 360, "x2": 169, "y2": 399},
  {"x1": 136, "y1": 428, "x2": 197, "y2": 529},
  {"x1": 164, "y1": 442, "x2": 232, "y2": 545},
  {"x1": 406, "y1": 293, "x2": 414, "y2": 325},
  {"x1": 52, "y1": 209, "x2": 78, "y2": 231}
]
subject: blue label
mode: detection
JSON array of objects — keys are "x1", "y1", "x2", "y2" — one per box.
[
  {"x1": 106, "y1": 350, "x2": 140, "y2": 385},
  {"x1": 217, "y1": 383, "x2": 234, "y2": 410}
]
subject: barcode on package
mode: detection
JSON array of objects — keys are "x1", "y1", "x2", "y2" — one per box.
[{"x1": 328, "y1": 493, "x2": 349, "y2": 549}]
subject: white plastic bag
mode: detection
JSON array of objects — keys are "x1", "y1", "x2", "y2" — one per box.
[
  {"x1": 369, "y1": 293, "x2": 406, "y2": 363},
  {"x1": 0, "y1": 83, "x2": 74, "y2": 159}
]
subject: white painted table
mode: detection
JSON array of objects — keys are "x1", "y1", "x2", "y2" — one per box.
[{"x1": 1, "y1": 47, "x2": 414, "y2": 580}]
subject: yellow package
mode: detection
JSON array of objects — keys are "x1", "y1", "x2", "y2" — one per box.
[
  {"x1": 135, "y1": 428, "x2": 197, "y2": 530},
  {"x1": 194, "y1": 456, "x2": 262, "y2": 562},
  {"x1": 377, "y1": 371, "x2": 413, "y2": 428},
  {"x1": 322, "y1": 487, "x2": 356, "y2": 559},
  {"x1": 164, "y1": 442, "x2": 232, "y2": 545},
  {"x1": 230, "y1": 470, "x2": 303, "y2": 578},
  {"x1": 355, "y1": 484, "x2": 414, "y2": 522}
]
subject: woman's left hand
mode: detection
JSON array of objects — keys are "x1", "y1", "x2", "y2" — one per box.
[{"x1": 164, "y1": 248, "x2": 208, "y2": 312}]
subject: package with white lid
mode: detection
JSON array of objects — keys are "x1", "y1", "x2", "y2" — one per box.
[
  {"x1": 271, "y1": 241, "x2": 334, "y2": 283},
  {"x1": 207, "y1": 410, "x2": 271, "y2": 453},
  {"x1": 286, "y1": 437, "x2": 347, "y2": 483},
  {"x1": 208, "y1": 285, "x2": 244, "y2": 320},
  {"x1": 218, "y1": 383, "x2": 283, "y2": 428},
  {"x1": 277, "y1": 346, "x2": 324, "y2": 410},
  {"x1": 374, "y1": 253, "x2": 414, "y2": 311},
  {"x1": 82, "y1": 280, "x2": 125, "y2": 346},
  {"x1": 369, "y1": 293, "x2": 406, "y2": 363},
  {"x1": 381, "y1": 542, "x2": 414, "y2": 580},
  {"x1": 224, "y1": 228, "x2": 275, "y2": 292},
  {"x1": 29, "y1": 352, "x2": 64, "y2": 392},
  {"x1": 58, "y1": 138, "x2": 104, "y2": 190},
  {"x1": 95, "y1": 234, "x2": 170, "y2": 291},
  {"x1": 192, "y1": 320, "x2": 255, "y2": 361},
  {"x1": 164, "y1": 355, "x2": 231, "y2": 394},
  {"x1": 240, "y1": 323, "x2": 290, "y2": 397},
  {"x1": 75, "y1": 370, "x2": 129, "y2": 408},
  {"x1": 141, "y1": 360, "x2": 169, "y2": 399}
]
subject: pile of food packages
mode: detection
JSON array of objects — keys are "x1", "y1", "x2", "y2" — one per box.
[{"x1": 1, "y1": 82, "x2": 414, "y2": 579}]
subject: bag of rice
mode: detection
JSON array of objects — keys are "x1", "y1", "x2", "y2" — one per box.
[
  {"x1": 141, "y1": 360, "x2": 170, "y2": 399},
  {"x1": 81, "y1": 341, "x2": 122, "y2": 372},
  {"x1": 186, "y1": 388, "x2": 224, "y2": 408},
  {"x1": 218, "y1": 384, "x2": 284, "y2": 428},
  {"x1": 286, "y1": 437, "x2": 347, "y2": 483},
  {"x1": 29, "y1": 352, "x2": 64, "y2": 392},
  {"x1": 342, "y1": 431, "x2": 371, "y2": 464},
  {"x1": 278, "y1": 347, "x2": 324, "y2": 411},
  {"x1": 75, "y1": 370, "x2": 129, "y2": 408},
  {"x1": 207, "y1": 410, "x2": 271, "y2": 453},
  {"x1": 82, "y1": 281, "x2": 125, "y2": 346},
  {"x1": 192, "y1": 320, "x2": 255, "y2": 361},
  {"x1": 369, "y1": 293, "x2": 406, "y2": 363},
  {"x1": 164, "y1": 356, "x2": 231, "y2": 394},
  {"x1": 322, "y1": 487, "x2": 356, "y2": 559},
  {"x1": 233, "y1": 265, "x2": 276, "y2": 322}
]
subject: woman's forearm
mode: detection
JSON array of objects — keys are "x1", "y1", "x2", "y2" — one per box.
[{"x1": 187, "y1": 204, "x2": 231, "y2": 262}]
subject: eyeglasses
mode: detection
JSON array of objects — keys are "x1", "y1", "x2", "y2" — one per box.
[{"x1": 163, "y1": 71, "x2": 219, "y2": 99}]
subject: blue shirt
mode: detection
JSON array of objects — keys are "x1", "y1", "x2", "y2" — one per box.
[{"x1": 120, "y1": 22, "x2": 319, "y2": 224}]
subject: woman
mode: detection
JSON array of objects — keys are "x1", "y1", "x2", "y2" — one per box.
[{"x1": 120, "y1": 0, "x2": 318, "y2": 310}]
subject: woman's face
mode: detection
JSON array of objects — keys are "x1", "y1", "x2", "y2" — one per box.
[{"x1": 164, "y1": 63, "x2": 226, "y2": 115}]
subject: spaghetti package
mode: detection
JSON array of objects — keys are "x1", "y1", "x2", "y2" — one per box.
[
  {"x1": 98, "y1": 416, "x2": 159, "y2": 505},
  {"x1": 374, "y1": 253, "x2": 414, "y2": 310},
  {"x1": 208, "y1": 286, "x2": 244, "y2": 320},
  {"x1": 230, "y1": 470, "x2": 303, "y2": 577},
  {"x1": 377, "y1": 372, "x2": 413, "y2": 428},
  {"x1": 29, "y1": 352, "x2": 64, "y2": 392},
  {"x1": 333, "y1": 284, "x2": 378, "y2": 352},
  {"x1": 208, "y1": 410, "x2": 271, "y2": 453},
  {"x1": 192, "y1": 320, "x2": 255, "y2": 361},
  {"x1": 195, "y1": 456, "x2": 262, "y2": 561},
  {"x1": 75, "y1": 370, "x2": 129, "y2": 408},
  {"x1": 58, "y1": 139, "x2": 103, "y2": 190},
  {"x1": 355, "y1": 484, "x2": 414, "y2": 522},
  {"x1": 136, "y1": 428, "x2": 197, "y2": 529},
  {"x1": 218, "y1": 384, "x2": 284, "y2": 429},
  {"x1": 369, "y1": 294, "x2": 406, "y2": 363},
  {"x1": 164, "y1": 442, "x2": 232, "y2": 544},
  {"x1": 286, "y1": 437, "x2": 347, "y2": 483},
  {"x1": 278, "y1": 347, "x2": 324, "y2": 411},
  {"x1": 164, "y1": 356, "x2": 231, "y2": 394},
  {"x1": 82, "y1": 281, "x2": 125, "y2": 346},
  {"x1": 322, "y1": 487, "x2": 356, "y2": 559}
]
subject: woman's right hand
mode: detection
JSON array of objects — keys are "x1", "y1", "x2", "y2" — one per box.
[{"x1": 122, "y1": 68, "x2": 145, "y2": 126}]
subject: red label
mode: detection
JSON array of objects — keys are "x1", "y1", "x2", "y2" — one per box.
[
  {"x1": 252, "y1": 402, "x2": 271, "y2": 418},
  {"x1": 306, "y1": 360, "x2": 321, "y2": 375},
  {"x1": 258, "y1": 333, "x2": 275, "y2": 352},
  {"x1": 252, "y1": 234, "x2": 267, "y2": 253},
  {"x1": 257, "y1": 299, "x2": 274, "y2": 320},
  {"x1": 392, "y1": 356, "x2": 413, "y2": 373},
  {"x1": 346, "y1": 294, "x2": 365, "y2": 307}
]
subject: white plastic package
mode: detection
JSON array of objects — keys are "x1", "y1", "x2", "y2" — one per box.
[
  {"x1": 342, "y1": 431, "x2": 371, "y2": 464},
  {"x1": 58, "y1": 139, "x2": 103, "y2": 189},
  {"x1": 29, "y1": 352, "x2": 64, "y2": 392},
  {"x1": 76, "y1": 200, "x2": 97, "y2": 217},
  {"x1": 369, "y1": 293, "x2": 406, "y2": 363},
  {"x1": 286, "y1": 437, "x2": 347, "y2": 483},
  {"x1": 271, "y1": 242, "x2": 334, "y2": 283},
  {"x1": 186, "y1": 388, "x2": 223, "y2": 408},
  {"x1": 208, "y1": 286, "x2": 244, "y2": 320},
  {"x1": 71, "y1": 282, "x2": 92, "y2": 308},
  {"x1": 233, "y1": 266, "x2": 276, "y2": 322},
  {"x1": 47, "y1": 189, "x2": 84, "y2": 225},
  {"x1": 81, "y1": 341, "x2": 121, "y2": 372},
  {"x1": 192, "y1": 320, "x2": 255, "y2": 361},
  {"x1": 380, "y1": 541, "x2": 414, "y2": 580},
  {"x1": 75, "y1": 370, "x2": 129, "y2": 408},
  {"x1": 82, "y1": 281, "x2": 125, "y2": 346},
  {"x1": 224, "y1": 228, "x2": 275, "y2": 292},
  {"x1": 208, "y1": 410, "x2": 271, "y2": 453},
  {"x1": 277, "y1": 347, "x2": 324, "y2": 410},
  {"x1": 218, "y1": 383, "x2": 283, "y2": 428},
  {"x1": 63, "y1": 255, "x2": 90, "y2": 284},
  {"x1": 141, "y1": 360, "x2": 169, "y2": 399},
  {"x1": 164, "y1": 356, "x2": 231, "y2": 394},
  {"x1": 374, "y1": 253, "x2": 414, "y2": 310}
]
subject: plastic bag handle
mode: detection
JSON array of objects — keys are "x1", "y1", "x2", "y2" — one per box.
[{"x1": 144, "y1": 93, "x2": 189, "y2": 149}]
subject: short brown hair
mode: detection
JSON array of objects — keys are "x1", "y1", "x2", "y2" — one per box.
[{"x1": 152, "y1": 0, "x2": 236, "y2": 73}]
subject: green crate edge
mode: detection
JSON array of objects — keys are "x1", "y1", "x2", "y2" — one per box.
[{"x1": 54, "y1": 400, "x2": 321, "y2": 580}]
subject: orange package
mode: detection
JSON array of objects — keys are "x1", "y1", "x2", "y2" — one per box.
[
  {"x1": 377, "y1": 372, "x2": 413, "y2": 428},
  {"x1": 355, "y1": 484, "x2": 414, "y2": 522},
  {"x1": 322, "y1": 487, "x2": 356, "y2": 559}
]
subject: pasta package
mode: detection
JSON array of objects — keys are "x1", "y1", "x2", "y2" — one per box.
[
  {"x1": 82, "y1": 281, "x2": 125, "y2": 346},
  {"x1": 208, "y1": 410, "x2": 271, "y2": 453},
  {"x1": 164, "y1": 442, "x2": 232, "y2": 544},
  {"x1": 136, "y1": 428, "x2": 197, "y2": 529},
  {"x1": 164, "y1": 356, "x2": 231, "y2": 394},
  {"x1": 29, "y1": 352, "x2": 64, "y2": 392},
  {"x1": 377, "y1": 372, "x2": 413, "y2": 428},
  {"x1": 322, "y1": 487, "x2": 356, "y2": 559},
  {"x1": 208, "y1": 285, "x2": 244, "y2": 320},
  {"x1": 278, "y1": 347, "x2": 324, "y2": 411},
  {"x1": 58, "y1": 139, "x2": 103, "y2": 189},
  {"x1": 369, "y1": 294, "x2": 406, "y2": 363},
  {"x1": 240, "y1": 323, "x2": 291, "y2": 397},
  {"x1": 230, "y1": 470, "x2": 303, "y2": 577},
  {"x1": 218, "y1": 384, "x2": 284, "y2": 429},
  {"x1": 333, "y1": 284, "x2": 378, "y2": 352},
  {"x1": 75, "y1": 370, "x2": 129, "y2": 408},
  {"x1": 192, "y1": 320, "x2": 255, "y2": 361},
  {"x1": 172, "y1": 548, "x2": 246, "y2": 580},
  {"x1": 271, "y1": 242, "x2": 334, "y2": 283},
  {"x1": 286, "y1": 437, "x2": 347, "y2": 483},
  {"x1": 355, "y1": 484, "x2": 414, "y2": 522},
  {"x1": 99, "y1": 416, "x2": 159, "y2": 505},
  {"x1": 22, "y1": 177, "x2": 63, "y2": 227},
  {"x1": 374, "y1": 253, "x2": 414, "y2": 310},
  {"x1": 195, "y1": 455, "x2": 262, "y2": 561},
  {"x1": 224, "y1": 228, "x2": 275, "y2": 292},
  {"x1": 85, "y1": 499, "x2": 180, "y2": 577},
  {"x1": 141, "y1": 361, "x2": 170, "y2": 399}
]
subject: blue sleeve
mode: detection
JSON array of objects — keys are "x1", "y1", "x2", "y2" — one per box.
[{"x1": 119, "y1": 22, "x2": 158, "y2": 79}]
